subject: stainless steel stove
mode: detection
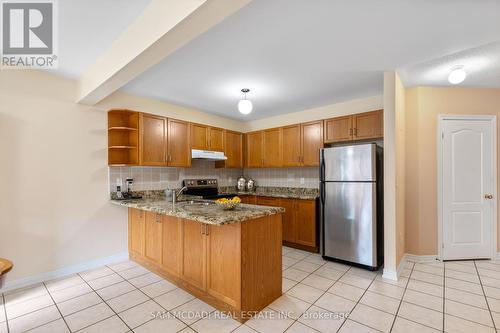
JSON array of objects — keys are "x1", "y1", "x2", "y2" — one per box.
[{"x1": 182, "y1": 179, "x2": 235, "y2": 200}]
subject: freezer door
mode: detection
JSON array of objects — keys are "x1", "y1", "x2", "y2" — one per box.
[
  {"x1": 321, "y1": 144, "x2": 376, "y2": 182},
  {"x1": 323, "y1": 182, "x2": 377, "y2": 267}
]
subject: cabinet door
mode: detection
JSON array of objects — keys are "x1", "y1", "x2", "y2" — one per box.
[
  {"x1": 262, "y1": 128, "x2": 282, "y2": 167},
  {"x1": 161, "y1": 215, "x2": 182, "y2": 277},
  {"x1": 191, "y1": 123, "x2": 209, "y2": 150},
  {"x1": 240, "y1": 195, "x2": 256, "y2": 204},
  {"x1": 245, "y1": 132, "x2": 263, "y2": 167},
  {"x1": 128, "y1": 208, "x2": 145, "y2": 256},
  {"x1": 209, "y1": 127, "x2": 224, "y2": 152},
  {"x1": 295, "y1": 200, "x2": 316, "y2": 247},
  {"x1": 206, "y1": 223, "x2": 241, "y2": 308},
  {"x1": 301, "y1": 121, "x2": 323, "y2": 167},
  {"x1": 140, "y1": 114, "x2": 167, "y2": 166},
  {"x1": 145, "y1": 212, "x2": 162, "y2": 265},
  {"x1": 279, "y1": 199, "x2": 296, "y2": 243},
  {"x1": 324, "y1": 116, "x2": 353, "y2": 143},
  {"x1": 257, "y1": 196, "x2": 278, "y2": 207},
  {"x1": 168, "y1": 119, "x2": 191, "y2": 167},
  {"x1": 353, "y1": 110, "x2": 383, "y2": 140},
  {"x1": 282, "y1": 125, "x2": 301, "y2": 167},
  {"x1": 224, "y1": 131, "x2": 243, "y2": 168},
  {"x1": 181, "y1": 219, "x2": 207, "y2": 290}
]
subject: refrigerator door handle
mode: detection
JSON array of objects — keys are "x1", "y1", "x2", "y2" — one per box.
[
  {"x1": 319, "y1": 182, "x2": 325, "y2": 255},
  {"x1": 320, "y1": 150, "x2": 326, "y2": 181}
]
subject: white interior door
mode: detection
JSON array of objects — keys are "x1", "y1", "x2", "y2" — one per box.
[{"x1": 441, "y1": 117, "x2": 496, "y2": 260}]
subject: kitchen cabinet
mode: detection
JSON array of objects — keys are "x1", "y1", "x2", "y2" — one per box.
[
  {"x1": 206, "y1": 223, "x2": 241, "y2": 308},
  {"x1": 127, "y1": 208, "x2": 282, "y2": 322},
  {"x1": 245, "y1": 131, "x2": 264, "y2": 168},
  {"x1": 145, "y1": 212, "x2": 163, "y2": 265},
  {"x1": 108, "y1": 110, "x2": 139, "y2": 166},
  {"x1": 353, "y1": 110, "x2": 383, "y2": 140},
  {"x1": 161, "y1": 215, "x2": 182, "y2": 277},
  {"x1": 262, "y1": 128, "x2": 282, "y2": 167},
  {"x1": 140, "y1": 113, "x2": 167, "y2": 166},
  {"x1": 191, "y1": 123, "x2": 225, "y2": 152},
  {"x1": 181, "y1": 219, "x2": 207, "y2": 290},
  {"x1": 282, "y1": 121, "x2": 323, "y2": 167},
  {"x1": 324, "y1": 110, "x2": 383, "y2": 143},
  {"x1": 301, "y1": 121, "x2": 323, "y2": 166},
  {"x1": 240, "y1": 195, "x2": 257, "y2": 204},
  {"x1": 216, "y1": 130, "x2": 243, "y2": 168},
  {"x1": 167, "y1": 119, "x2": 191, "y2": 167},
  {"x1": 282, "y1": 125, "x2": 302, "y2": 167},
  {"x1": 256, "y1": 197, "x2": 317, "y2": 251},
  {"x1": 128, "y1": 208, "x2": 145, "y2": 256}
]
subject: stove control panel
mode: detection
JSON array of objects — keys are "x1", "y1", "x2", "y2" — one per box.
[{"x1": 183, "y1": 178, "x2": 218, "y2": 188}]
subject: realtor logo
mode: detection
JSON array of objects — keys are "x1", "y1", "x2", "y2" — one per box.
[{"x1": 1, "y1": 0, "x2": 58, "y2": 68}]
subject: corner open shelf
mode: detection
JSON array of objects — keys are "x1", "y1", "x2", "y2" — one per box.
[{"x1": 108, "y1": 110, "x2": 139, "y2": 165}]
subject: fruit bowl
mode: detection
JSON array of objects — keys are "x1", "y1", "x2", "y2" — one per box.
[{"x1": 215, "y1": 196, "x2": 241, "y2": 210}]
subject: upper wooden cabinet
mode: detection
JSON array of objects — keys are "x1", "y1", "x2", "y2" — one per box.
[
  {"x1": 324, "y1": 110, "x2": 383, "y2": 143},
  {"x1": 245, "y1": 131, "x2": 264, "y2": 168},
  {"x1": 262, "y1": 128, "x2": 282, "y2": 167},
  {"x1": 108, "y1": 110, "x2": 139, "y2": 166},
  {"x1": 216, "y1": 130, "x2": 243, "y2": 168},
  {"x1": 283, "y1": 121, "x2": 323, "y2": 167},
  {"x1": 167, "y1": 119, "x2": 191, "y2": 167},
  {"x1": 353, "y1": 110, "x2": 383, "y2": 140},
  {"x1": 140, "y1": 113, "x2": 167, "y2": 166},
  {"x1": 191, "y1": 123, "x2": 225, "y2": 152}
]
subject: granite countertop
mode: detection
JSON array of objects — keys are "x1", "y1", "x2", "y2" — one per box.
[
  {"x1": 219, "y1": 186, "x2": 319, "y2": 200},
  {"x1": 110, "y1": 198, "x2": 284, "y2": 226}
]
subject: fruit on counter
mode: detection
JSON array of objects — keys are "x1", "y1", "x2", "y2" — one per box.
[{"x1": 216, "y1": 196, "x2": 241, "y2": 204}]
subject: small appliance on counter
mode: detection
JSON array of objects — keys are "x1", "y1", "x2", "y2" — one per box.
[
  {"x1": 246, "y1": 178, "x2": 255, "y2": 192},
  {"x1": 320, "y1": 143, "x2": 383, "y2": 270},
  {"x1": 115, "y1": 178, "x2": 142, "y2": 200},
  {"x1": 237, "y1": 177, "x2": 246, "y2": 191},
  {"x1": 183, "y1": 179, "x2": 237, "y2": 199}
]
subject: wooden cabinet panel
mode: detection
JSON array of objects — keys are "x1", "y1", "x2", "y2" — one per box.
[
  {"x1": 295, "y1": 200, "x2": 316, "y2": 247},
  {"x1": 145, "y1": 212, "x2": 163, "y2": 265},
  {"x1": 240, "y1": 195, "x2": 256, "y2": 204},
  {"x1": 206, "y1": 223, "x2": 241, "y2": 308},
  {"x1": 279, "y1": 199, "x2": 296, "y2": 243},
  {"x1": 324, "y1": 116, "x2": 353, "y2": 143},
  {"x1": 353, "y1": 110, "x2": 383, "y2": 140},
  {"x1": 191, "y1": 123, "x2": 209, "y2": 150},
  {"x1": 161, "y1": 215, "x2": 182, "y2": 277},
  {"x1": 282, "y1": 125, "x2": 301, "y2": 167},
  {"x1": 256, "y1": 196, "x2": 278, "y2": 207},
  {"x1": 168, "y1": 119, "x2": 191, "y2": 167},
  {"x1": 181, "y1": 219, "x2": 207, "y2": 290},
  {"x1": 262, "y1": 128, "x2": 282, "y2": 167},
  {"x1": 223, "y1": 131, "x2": 243, "y2": 168},
  {"x1": 301, "y1": 121, "x2": 323, "y2": 166},
  {"x1": 128, "y1": 208, "x2": 145, "y2": 256},
  {"x1": 140, "y1": 114, "x2": 167, "y2": 165},
  {"x1": 209, "y1": 127, "x2": 224, "y2": 152},
  {"x1": 245, "y1": 132, "x2": 263, "y2": 168}
]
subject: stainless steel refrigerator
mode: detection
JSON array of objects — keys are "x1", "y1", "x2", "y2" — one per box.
[{"x1": 320, "y1": 143, "x2": 383, "y2": 270}]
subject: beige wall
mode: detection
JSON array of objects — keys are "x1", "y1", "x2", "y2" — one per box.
[
  {"x1": 405, "y1": 87, "x2": 500, "y2": 255},
  {"x1": 395, "y1": 74, "x2": 406, "y2": 265},
  {"x1": 244, "y1": 95, "x2": 383, "y2": 132}
]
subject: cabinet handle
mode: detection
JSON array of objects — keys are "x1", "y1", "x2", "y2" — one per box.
[
  {"x1": 155, "y1": 214, "x2": 161, "y2": 223},
  {"x1": 201, "y1": 224, "x2": 205, "y2": 235},
  {"x1": 205, "y1": 225, "x2": 209, "y2": 235}
]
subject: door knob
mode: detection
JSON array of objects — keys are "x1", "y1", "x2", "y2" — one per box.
[{"x1": 484, "y1": 194, "x2": 494, "y2": 199}]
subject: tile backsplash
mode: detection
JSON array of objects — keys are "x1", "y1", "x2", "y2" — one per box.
[{"x1": 108, "y1": 160, "x2": 319, "y2": 193}]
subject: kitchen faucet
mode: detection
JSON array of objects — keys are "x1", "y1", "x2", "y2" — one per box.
[{"x1": 172, "y1": 186, "x2": 188, "y2": 205}]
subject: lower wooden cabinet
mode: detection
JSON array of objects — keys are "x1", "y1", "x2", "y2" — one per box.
[
  {"x1": 129, "y1": 208, "x2": 145, "y2": 256},
  {"x1": 127, "y1": 208, "x2": 282, "y2": 322},
  {"x1": 239, "y1": 195, "x2": 257, "y2": 204},
  {"x1": 252, "y1": 197, "x2": 317, "y2": 251}
]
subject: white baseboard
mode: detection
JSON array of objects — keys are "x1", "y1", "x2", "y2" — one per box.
[
  {"x1": 404, "y1": 253, "x2": 439, "y2": 263},
  {"x1": 0, "y1": 251, "x2": 129, "y2": 293},
  {"x1": 382, "y1": 256, "x2": 407, "y2": 281}
]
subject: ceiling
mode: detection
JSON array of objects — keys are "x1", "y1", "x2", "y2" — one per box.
[
  {"x1": 55, "y1": 0, "x2": 151, "y2": 78},
  {"x1": 52, "y1": 0, "x2": 500, "y2": 120}
]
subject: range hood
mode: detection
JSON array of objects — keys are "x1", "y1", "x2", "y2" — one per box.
[{"x1": 191, "y1": 149, "x2": 227, "y2": 161}]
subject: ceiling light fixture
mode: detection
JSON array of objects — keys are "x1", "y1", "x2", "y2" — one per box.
[
  {"x1": 448, "y1": 66, "x2": 467, "y2": 84},
  {"x1": 238, "y1": 88, "x2": 253, "y2": 114}
]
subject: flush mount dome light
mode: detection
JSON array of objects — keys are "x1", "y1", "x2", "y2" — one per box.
[
  {"x1": 448, "y1": 66, "x2": 467, "y2": 84},
  {"x1": 238, "y1": 88, "x2": 253, "y2": 114}
]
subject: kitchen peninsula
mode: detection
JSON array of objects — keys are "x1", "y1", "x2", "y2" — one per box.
[{"x1": 111, "y1": 198, "x2": 284, "y2": 322}]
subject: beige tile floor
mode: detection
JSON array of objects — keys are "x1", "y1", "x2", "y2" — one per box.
[{"x1": 1, "y1": 247, "x2": 500, "y2": 333}]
